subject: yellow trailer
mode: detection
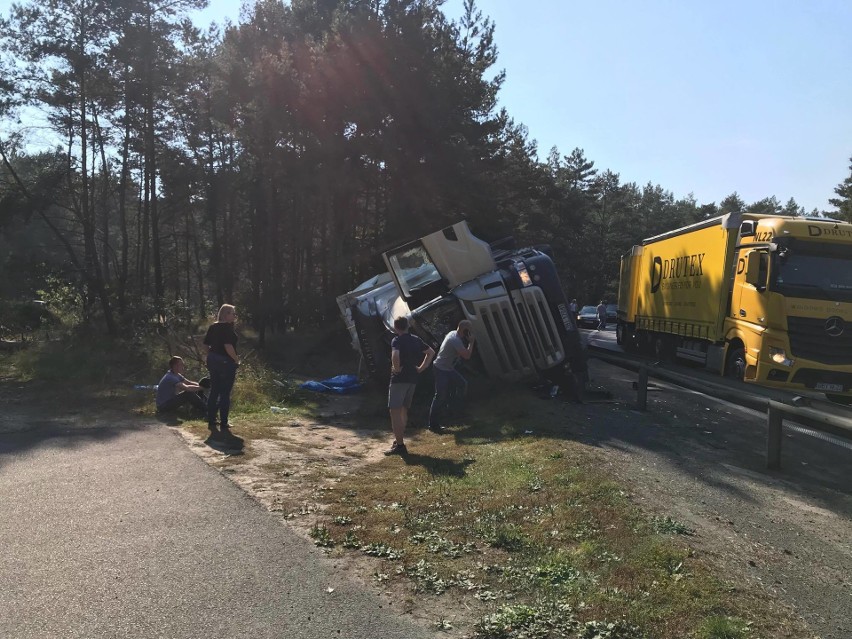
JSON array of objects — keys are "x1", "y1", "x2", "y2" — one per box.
[{"x1": 617, "y1": 213, "x2": 852, "y2": 401}]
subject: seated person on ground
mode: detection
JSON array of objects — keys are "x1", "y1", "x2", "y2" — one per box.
[{"x1": 155, "y1": 356, "x2": 208, "y2": 417}]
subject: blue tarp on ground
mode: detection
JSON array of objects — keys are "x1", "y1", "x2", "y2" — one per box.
[{"x1": 300, "y1": 374, "x2": 362, "y2": 394}]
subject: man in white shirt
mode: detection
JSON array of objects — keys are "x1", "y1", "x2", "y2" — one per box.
[{"x1": 427, "y1": 320, "x2": 475, "y2": 433}]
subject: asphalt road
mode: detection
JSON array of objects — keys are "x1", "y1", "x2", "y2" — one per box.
[{"x1": 0, "y1": 414, "x2": 434, "y2": 639}]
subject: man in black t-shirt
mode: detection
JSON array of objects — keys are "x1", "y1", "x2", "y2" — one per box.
[{"x1": 386, "y1": 316, "x2": 435, "y2": 456}]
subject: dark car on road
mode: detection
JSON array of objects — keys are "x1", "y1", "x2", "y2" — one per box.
[
  {"x1": 606, "y1": 303, "x2": 617, "y2": 323},
  {"x1": 577, "y1": 305, "x2": 598, "y2": 328}
]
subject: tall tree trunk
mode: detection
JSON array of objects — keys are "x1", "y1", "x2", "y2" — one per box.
[
  {"x1": 92, "y1": 103, "x2": 112, "y2": 283},
  {"x1": 140, "y1": 156, "x2": 150, "y2": 293},
  {"x1": 77, "y1": 10, "x2": 115, "y2": 335},
  {"x1": 116, "y1": 77, "x2": 132, "y2": 314},
  {"x1": 144, "y1": 8, "x2": 163, "y2": 311},
  {"x1": 191, "y1": 209, "x2": 205, "y2": 319}
]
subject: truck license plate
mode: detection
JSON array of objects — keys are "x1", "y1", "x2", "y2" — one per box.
[{"x1": 815, "y1": 382, "x2": 843, "y2": 392}]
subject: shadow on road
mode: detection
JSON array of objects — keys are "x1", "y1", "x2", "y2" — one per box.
[
  {"x1": 402, "y1": 452, "x2": 474, "y2": 477},
  {"x1": 556, "y1": 332, "x2": 852, "y2": 516}
]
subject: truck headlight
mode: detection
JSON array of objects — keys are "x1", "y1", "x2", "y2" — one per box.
[
  {"x1": 769, "y1": 347, "x2": 794, "y2": 367},
  {"x1": 514, "y1": 262, "x2": 533, "y2": 287}
]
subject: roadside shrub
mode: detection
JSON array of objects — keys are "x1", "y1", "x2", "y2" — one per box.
[
  {"x1": 651, "y1": 515, "x2": 694, "y2": 536},
  {"x1": 0, "y1": 300, "x2": 57, "y2": 340},
  {"x1": 697, "y1": 616, "x2": 751, "y2": 639},
  {"x1": 8, "y1": 333, "x2": 152, "y2": 384},
  {"x1": 475, "y1": 602, "x2": 580, "y2": 638}
]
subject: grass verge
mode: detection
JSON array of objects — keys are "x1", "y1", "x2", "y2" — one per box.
[{"x1": 297, "y1": 387, "x2": 796, "y2": 639}]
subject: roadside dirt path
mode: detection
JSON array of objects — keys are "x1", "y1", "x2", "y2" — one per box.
[{"x1": 176, "y1": 395, "x2": 388, "y2": 529}]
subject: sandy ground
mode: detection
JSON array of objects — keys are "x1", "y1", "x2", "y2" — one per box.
[{"x1": 176, "y1": 396, "x2": 388, "y2": 529}]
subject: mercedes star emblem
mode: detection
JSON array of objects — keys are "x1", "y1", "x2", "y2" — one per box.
[{"x1": 824, "y1": 316, "x2": 845, "y2": 337}]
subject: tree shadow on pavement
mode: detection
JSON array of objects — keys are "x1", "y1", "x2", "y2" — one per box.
[
  {"x1": 0, "y1": 415, "x2": 151, "y2": 469},
  {"x1": 0, "y1": 379, "x2": 156, "y2": 469}
]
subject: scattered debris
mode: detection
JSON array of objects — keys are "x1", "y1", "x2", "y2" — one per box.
[{"x1": 300, "y1": 375, "x2": 362, "y2": 394}]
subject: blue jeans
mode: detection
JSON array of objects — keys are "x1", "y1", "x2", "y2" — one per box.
[
  {"x1": 207, "y1": 354, "x2": 237, "y2": 428},
  {"x1": 429, "y1": 367, "x2": 467, "y2": 428}
]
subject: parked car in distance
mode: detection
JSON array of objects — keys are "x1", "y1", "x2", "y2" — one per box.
[
  {"x1": 606, "y1": 303, "x2": 617, "y2": 323},
  {"x1": 577, "y1": 305, "x2": 598, "y2": 328}
]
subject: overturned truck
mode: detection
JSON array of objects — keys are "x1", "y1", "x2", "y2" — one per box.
[{"x1": 337, "y1": 221, "x2": 586, "y2": 390}]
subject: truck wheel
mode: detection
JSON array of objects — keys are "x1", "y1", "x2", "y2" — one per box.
[
  {"x1": 618, "y1": 324, "x2": 638, "y2": 353},
  {"x1": 725, "y1": 346, "x2": 746, "y2": 380},
  {"x1": 637, "y1": 332, "x2": 652, "y2": 356},
  {"x1": 653, "y1": 335, "x2": 674, "y2": 362}
]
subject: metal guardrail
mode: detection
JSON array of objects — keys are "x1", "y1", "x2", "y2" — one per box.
[
  {"x1": 766, "y1": 401, "x2": 852, "y2": 469},
  {"x1": 588, "y1": 348, "x2": 852, "y2": 470}
]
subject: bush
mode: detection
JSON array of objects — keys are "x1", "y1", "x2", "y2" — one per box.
[{"x1": 0, "y1": 300, "x2": 56, "y2": 340}]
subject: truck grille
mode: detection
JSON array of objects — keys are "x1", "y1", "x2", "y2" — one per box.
[
  {"x1": 787, "y1": 316, "x2": 852, "y2": 365},
  {"x1": 474, "y1": 288, "x2": 563, "y2": 378},
  {"x1": 513, "y1": 288, "x2": 564, "y2": 369}
]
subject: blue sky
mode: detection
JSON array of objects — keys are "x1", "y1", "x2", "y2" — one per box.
[
  {"x1": 4, "y1": 0, "x2": 850, "y2": 213},
  {"x1": 195, "y1": 0, "x2": 851, "y2": 213}
]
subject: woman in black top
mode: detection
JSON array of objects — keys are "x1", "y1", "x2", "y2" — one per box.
[{"x1": 203, "y1": 304, "x2": 241, "y2": 443}]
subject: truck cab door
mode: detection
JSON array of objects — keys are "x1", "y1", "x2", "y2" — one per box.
[{"x1": 732, "y1": 248, "x2": 769, "y2": 326}]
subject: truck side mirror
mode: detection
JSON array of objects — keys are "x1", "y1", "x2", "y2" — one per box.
[
  {"x1": 740, "y1": 221, "x2": 756, "y2": 237},
  {"x1": 745, "y1": 251, "x2": 767, "y2": 291}
]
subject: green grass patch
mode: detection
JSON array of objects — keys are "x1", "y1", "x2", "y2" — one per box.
[
  {"x1": 2, "y1": 333, "x2": 153, "y2": 385},
  {"x1": 307, "y1": 383, "x2": 796, "y2": 639},
  {"x1": 698, "y1": 616, "x2": 752, "y2": 639},
  {"x1": 652, "y1": 515, "x2": 695, "y2": 536}
]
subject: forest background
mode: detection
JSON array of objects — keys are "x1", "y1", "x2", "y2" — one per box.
[{"x1": 1, "y1": 0, "x2": 851, "y2": 342}]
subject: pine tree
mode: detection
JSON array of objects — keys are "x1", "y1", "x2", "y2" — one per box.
[
  {"x1": 828, "y1": 156, "x2": 852, "y2": 223},
  {"x1": 2, "y1": 0, "x2": 119, "y2": 333}
]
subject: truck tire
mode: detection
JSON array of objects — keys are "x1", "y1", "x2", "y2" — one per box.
[
  {"x1": 617, "y1": 323, "x2": 638, "y2": 353},
  {"x1": 724, "y1": 346, "x2": 746, "y2": 380},
  {"x1": 636, "y1": 331, "x2": 652, "y2": 357},
  {"x1": 653, "y1": 335, "x2": 675, "y2": 362}
]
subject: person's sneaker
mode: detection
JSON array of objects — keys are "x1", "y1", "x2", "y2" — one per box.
[
  {"x1": 428, "y1": 425, "x2": 446, "y2": 434},
  {"x1": 206, "y1": 426, "x2": 222, "y2": 442},
  {"x1": 384, "y1": 441, "x2": 407, "y2": 456}
]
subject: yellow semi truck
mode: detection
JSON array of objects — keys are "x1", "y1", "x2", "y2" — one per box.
[{"x1": 617, "y1": 213, "x2": 852, "y2": 401}]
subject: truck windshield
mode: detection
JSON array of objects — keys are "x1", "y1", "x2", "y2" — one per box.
[
  {"x1": 772, "y1": 240, "x2": 852, "y2": 303},
  {"x1": 386, "y1": 242, "x2": 441, "y2": 297}
]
